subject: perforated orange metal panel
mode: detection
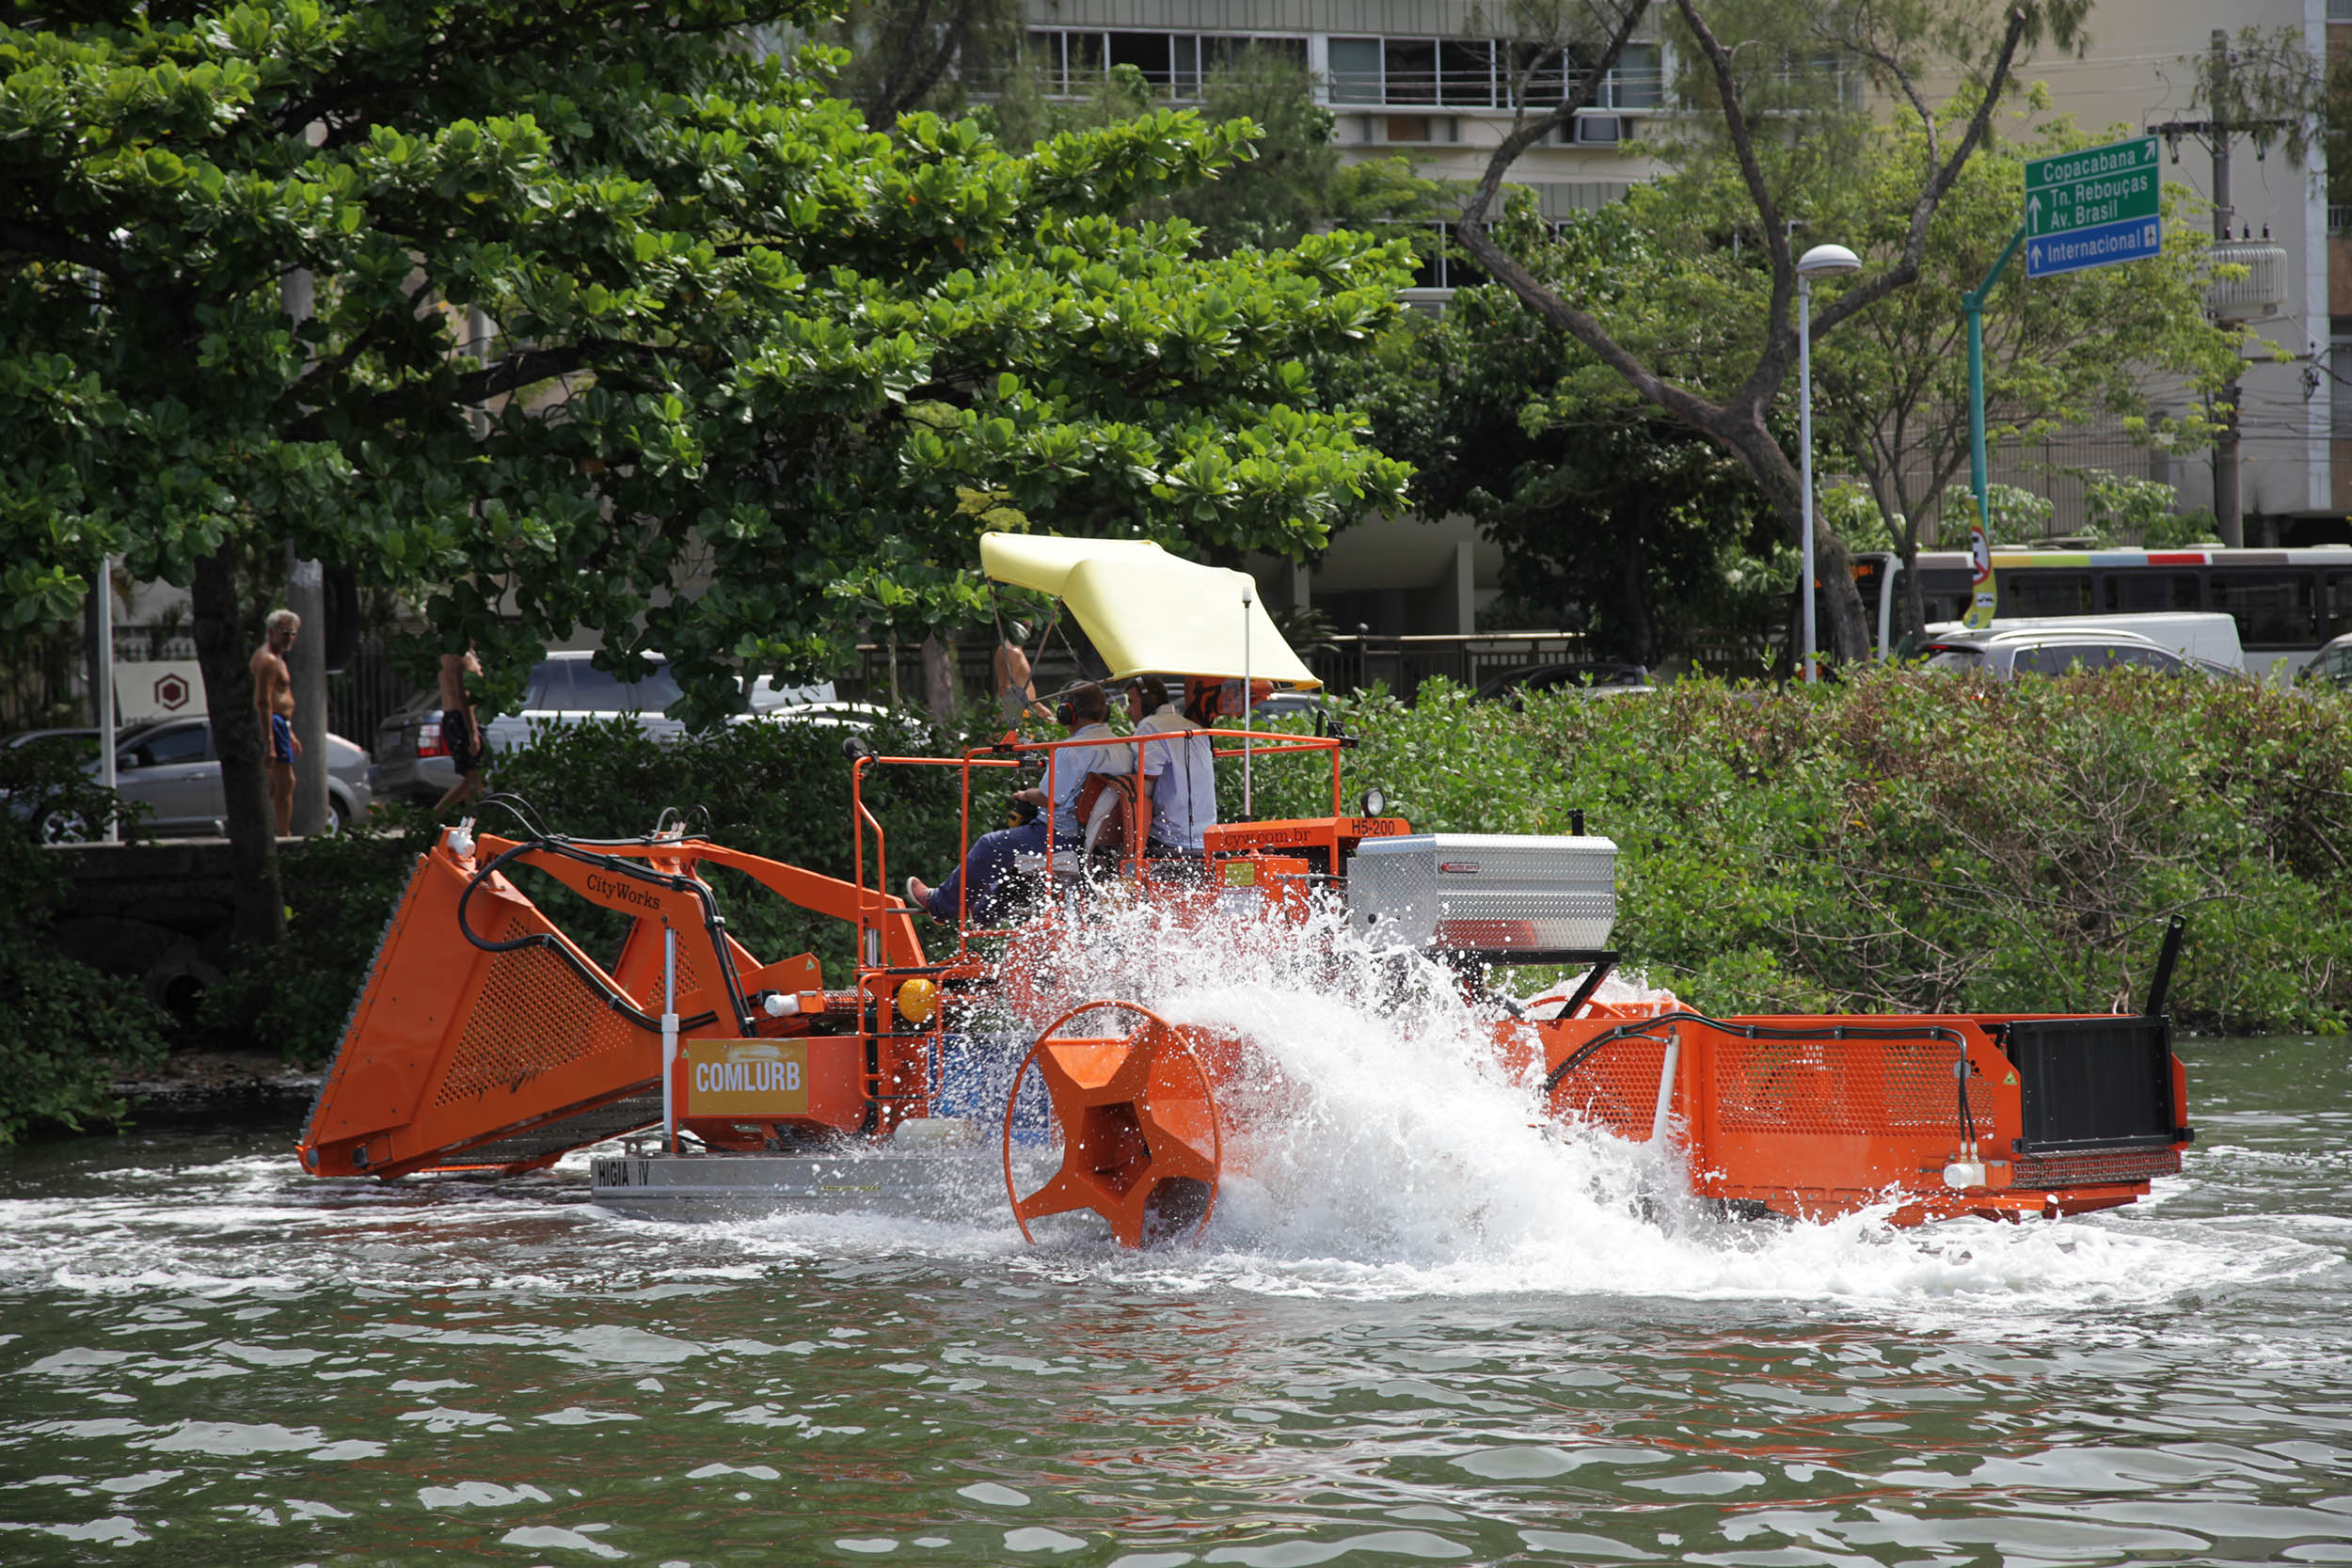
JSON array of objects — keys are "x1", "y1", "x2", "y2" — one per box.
[
  {"x1": 1711, "y1": 1036, "x2": 1952, "y2": 1136},
  {"x1": 1549, "y1": 1035, "x2": 1668, "y2": 1140},
  {"x1": 435, "y1": 945, "x2": 647, "y2": 1106}
]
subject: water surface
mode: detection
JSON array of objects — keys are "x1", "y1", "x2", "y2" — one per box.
[{"x1": 1, "y1": 1033, "x2": 2345, "y2": 1566}]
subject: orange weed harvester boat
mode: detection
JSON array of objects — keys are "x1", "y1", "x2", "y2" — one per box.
[{"x1": 297, "y1": 536, "x2": 2193, "y2": 1241}]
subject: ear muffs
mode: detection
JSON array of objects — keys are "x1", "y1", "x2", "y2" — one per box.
[{"x1": 1056, "y1": 701, "x2": 1076, "y2": 728}]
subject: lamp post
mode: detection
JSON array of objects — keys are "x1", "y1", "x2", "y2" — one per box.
[
  {"x1": 1240, "y1": 578, "x2": 1254, "y2": 821},
  {"x1": 1795, "y1": 243, "x2": 1860, "y2": 684}
]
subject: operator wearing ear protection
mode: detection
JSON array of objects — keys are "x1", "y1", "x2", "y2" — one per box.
[{"x1": 905, "y1": 683, "x2": 1130, "y2": 922}]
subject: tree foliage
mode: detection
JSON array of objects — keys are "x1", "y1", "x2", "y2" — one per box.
[
  {"x1": 979, "y1": 54, "x2": 1456, "y2": 261},
  {"x1": 2, "y1": 1, "x2": 1415, "y2": 938},
  {"x1": 0, "y1": 742, "x2": 169, "y2": 1143},
  {"x1": 1328, "y1": 208, "x2": 1782, "y2": 664},
  {"x1": 1628, "y1": 103, "x2": 2247, "y2": 635}
]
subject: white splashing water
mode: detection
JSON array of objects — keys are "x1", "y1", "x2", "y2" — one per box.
[{"x1": 929, "y1": 893, "x2": 2312, "y2": 1315}]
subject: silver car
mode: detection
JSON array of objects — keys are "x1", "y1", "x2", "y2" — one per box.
[
  {"x1": 28, "y1": 717, "x2": 373, "y2": 838},
  {"x1": 1921, "y1": 627, "x2": 2193, "y2": 679},
  {"x1": 2298, "y1": 632, "x2": 2352, "y2": 693}
]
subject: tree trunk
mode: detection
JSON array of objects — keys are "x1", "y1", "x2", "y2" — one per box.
[
  {"x1": 1718, "y1": 406, "x2": 1870, "y2": 664},
  {"x1": 287, "y1": 549, "x2": 330, "y2": 834},
  {"x1": 191, "y1": 546, "x2": 287, "y2": 945},
  {"x1": 919, "y1": 633, "x2": 956, "y2": 720},
  {"x1": 1619, "y1": 528, "x2": 1654, "y2": 667}
]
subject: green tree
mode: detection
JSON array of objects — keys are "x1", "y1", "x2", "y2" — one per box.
[
  {"x1": 1328, "y1": 210, "x2": 1779, "y2": 665},
  {"x1": 1457, "y1": 0, "x2": 2089, "y2": 665},
  {"x1": 2, "y1": 3, "x2": 1414, "y2": 942},
  {"x1": 979, "y1": 53, "x2": 1454, "y2": 260},
  {"x1": 800, "y1": 0, "x2": 1025, "y2": 129},
  {"x1": 2081, "y1": 472, "x2": 2219, "y2": 550},
  {"x1": 1939, "y1": 481, "x2": 2052, "y2": 546}
]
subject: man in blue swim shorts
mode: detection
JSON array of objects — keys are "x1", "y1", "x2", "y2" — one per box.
[{"x1": 251, "y1": 609, "x2": 302, "y2": 836}]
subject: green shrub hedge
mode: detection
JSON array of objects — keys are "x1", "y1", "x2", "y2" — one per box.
[{"x1": 1247, "y1": 670, "x2": 2352, "y2": 1034}]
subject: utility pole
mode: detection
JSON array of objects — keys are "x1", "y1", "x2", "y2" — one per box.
[
  {"x1": 2148, "y1": 29, "x2": 2302, "y2": 549},
  {"x1": 2209, "y1": 30, "x2": 2240, "y2": 547}
]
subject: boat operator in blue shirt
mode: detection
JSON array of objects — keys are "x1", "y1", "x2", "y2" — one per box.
[{"x1": 905, "y1": 682, "x2": 1133, "y2": 922}]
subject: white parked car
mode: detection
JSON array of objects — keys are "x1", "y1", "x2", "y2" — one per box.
[{"x1": 369, "y1": 653, "x2": 844, "y2": 803}]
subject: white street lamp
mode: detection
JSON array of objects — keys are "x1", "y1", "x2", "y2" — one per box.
[{"x1": 1795, "y1": 243, "x2": 1860, "y2": 684}]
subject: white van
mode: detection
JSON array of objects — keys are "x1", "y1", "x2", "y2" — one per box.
[{"x1": 1920, "y1": 612, "x2": 2242, "y2": 668}]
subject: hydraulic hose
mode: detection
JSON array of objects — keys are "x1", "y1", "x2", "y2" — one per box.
[{"x1": 453, "y1": 834, "x2": 744, "y2": 1033}]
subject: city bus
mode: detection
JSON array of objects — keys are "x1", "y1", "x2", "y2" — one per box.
[{"x1": 1853, "y1": 546, "x2": 2352, "y2": 679}]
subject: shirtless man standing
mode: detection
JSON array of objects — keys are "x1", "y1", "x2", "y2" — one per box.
[
  {"x1": 251, "y1": 610, "x2": 302, "y2": 836},
  {"x1": 435, "y1": 644, "x2": 485, "y2": 813},
  {"x1": 993, "y1": 623, "x2": 1042, "y2": 724}
]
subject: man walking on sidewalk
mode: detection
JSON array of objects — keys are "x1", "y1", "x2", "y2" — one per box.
[{"x1": 435, "y1": 643, "x2": 486, "y2": 813}]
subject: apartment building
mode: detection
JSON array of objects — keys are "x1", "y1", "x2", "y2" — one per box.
[{"x1": 1019, "y1": 1, "x2": 2343, "y2": 631}]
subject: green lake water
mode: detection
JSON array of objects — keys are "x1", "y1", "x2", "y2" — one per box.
[{"x1": 1, "y1": 1034, "x2": 2346, "y2": 1566}]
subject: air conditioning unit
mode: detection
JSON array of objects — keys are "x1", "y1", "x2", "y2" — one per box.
[{"x1": 1571, "y1": 114, "x2": 1623, "y2": 145}]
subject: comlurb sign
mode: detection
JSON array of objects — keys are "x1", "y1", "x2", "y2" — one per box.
[{"x1": 679, "y1": 1038, "x2": 809, "y2": 1118}]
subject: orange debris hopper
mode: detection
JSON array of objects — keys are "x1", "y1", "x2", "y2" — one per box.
[{"x1": 1536, "y1": 1007, "x2": 2192, "y2": 1224}]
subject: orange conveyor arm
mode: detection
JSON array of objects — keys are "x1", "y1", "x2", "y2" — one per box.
[{"x1": 297, "y1": 832, "x2": 924, "y2": 1180}]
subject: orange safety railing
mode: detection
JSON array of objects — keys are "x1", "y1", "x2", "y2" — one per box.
[{"x1": 845, "y1": 726, "x2": 1350, "y2": 972}]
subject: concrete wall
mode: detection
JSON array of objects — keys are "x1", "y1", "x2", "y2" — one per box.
[{"x1": 47, "y1": 840, "x2": 242, "y2": 1020}]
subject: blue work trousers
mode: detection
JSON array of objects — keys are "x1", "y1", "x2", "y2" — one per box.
[{"x1": 923, "y1": 817, "x2": 1058, "y2": 923}]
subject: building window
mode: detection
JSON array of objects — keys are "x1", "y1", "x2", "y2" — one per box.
[
  {"x1": 1328, "y1": 37, "x2": 1382, "y2": 103},
  {"x1": 1025, "y1": 30, "x2": 1303, "y2": 101},
  {"x1": 1384, "y1": 40, "x2": 1438, "y2": 103},
  {"x1": 1613, "y1": 43, "x2": 1663, "y2": 108},
  {"x1": 1106, "y1": 31, "x2": 1177, "y2": 90},
  {"x1": 1438, "y1": 40, "x2": 1496, "y2": 105},
  {"x1": 1331, "y1": 34, "x2": 1648, "y2": 109},
  {"x1": 1500, "y1": 40, "x2": 1661, "y2": 109},
  {"x1": 1395, "y1": 221, "x2": 1486, "y2": 292}
]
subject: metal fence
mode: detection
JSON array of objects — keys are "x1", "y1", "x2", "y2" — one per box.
[
  {"x1": 326, "y1": 640, "x2": 429, "y2": 749},
  {"x1": 0, "y1": 630, "x2": 426, "y2": 751}
]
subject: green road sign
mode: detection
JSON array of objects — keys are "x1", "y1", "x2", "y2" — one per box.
[{"x1": 2026, "y1": 135, "x2": 2160, "y2": 240}]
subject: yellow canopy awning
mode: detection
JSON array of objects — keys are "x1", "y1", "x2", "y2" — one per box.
[{"x1": 980, "y1": 532, "x2": 1320, "y2": 689}]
